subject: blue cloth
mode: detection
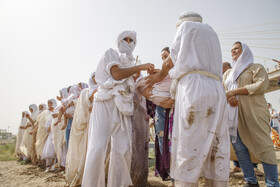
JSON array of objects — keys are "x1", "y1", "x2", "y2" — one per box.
[
  {"x1": 155, "y1": 106, "x2": 166, "y2": 155},
  {"x1": 65, "y1": 118, "x2": 73, "y2": 150},
  {"x1": 232, "y1": 132, "x2": 279, "y2": 187}
]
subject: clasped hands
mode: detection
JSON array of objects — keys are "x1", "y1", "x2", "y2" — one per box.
[{"x1": 226, "y1": 90, "x2": 238, "y2": 107}]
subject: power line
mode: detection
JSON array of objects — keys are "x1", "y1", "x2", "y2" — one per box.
[
  {"x1": 217, "y1": 21, "x2": 280, "y2": 33},
  {"x1": 219, "y1": 38, "x2": 280, "y2": 40},
  {"x1": 218, "y1": 31, "x2": 280, "y2": 36}
]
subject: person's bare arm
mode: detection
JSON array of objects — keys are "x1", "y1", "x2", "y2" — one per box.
[
  {"x1": 26, "y1": 114, "x2": 35, "y2": 125},
  {"x1": 146, "y1": 56, "x2": 174, "y2": 87},
  {"x1": 110, "y1": 63, "x2": 154, "y2": 81}
]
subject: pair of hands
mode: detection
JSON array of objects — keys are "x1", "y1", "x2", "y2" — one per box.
[{"x1": 226, "y1": 90, "x2": 238, "y2": 107}]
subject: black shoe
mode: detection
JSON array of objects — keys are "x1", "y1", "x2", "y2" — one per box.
[{"x1": 243, "y1": 182, "x2": 259, "y2": 187}]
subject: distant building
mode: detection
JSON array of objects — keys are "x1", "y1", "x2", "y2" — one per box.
[{"x1": 0, "y1": 129, "x2": 13, "y2": 140}]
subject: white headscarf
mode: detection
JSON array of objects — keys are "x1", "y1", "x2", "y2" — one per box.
[
  {"x1": 117, "y1": 30, "x2": 137, "y2": 61},
  {"x1": 176, "y1": 11, "x2": 203, "y2": 28},
  {"x1": 39, "y1": 104, "x2": 47, "y2": 113},
  {"x1": 21, "y1": 111, "x2": 29, "y2": 126},
  {"x1": 225, "y1": 42, "x2": 254, "y2": 143},
  {"x1": 79, "y1": 83, "x2": 89, "y2": 90},
  {"x1": 227, "y1": 43, "x2": 254, "y2": 84},
  {"x1": 29, "y1": 104, "x2": 39, "y2": 120},
  {"x1": 89, "y1": 72, "x2": 98, "y2": 91},
  {"x1": 49, "y1": 99, "x2": 57, "y2": 108},
  {"x1": 60, "y1": 88, "x2": 69, "y2": 99}
]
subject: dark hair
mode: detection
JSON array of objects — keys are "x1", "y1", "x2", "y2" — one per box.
[
  {"x1": 233, "y1": 41, "x2": 242, "y2": 50},
  {"x1": 223, "y1": 62, "x2": 231, "y2": 68},
  {"x1": 67, "y1": 86, "x2": 71, "y2": 93},
  {"x1": 161, "y1": 47, "x2": 170, "y2": 53}
]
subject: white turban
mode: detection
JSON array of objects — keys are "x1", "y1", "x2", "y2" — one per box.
[
  {"x1": 176, "y1": 11, "x2": 203, "y2": 28},
  {"x1": 117, "y1": 30, "x2": 137, "y2": 59}
]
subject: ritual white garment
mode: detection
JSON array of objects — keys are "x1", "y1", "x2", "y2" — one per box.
[
  {"x1": 41, "y1": 114, "x2": 56, "y2": 162},
  {"x1": 83, "y1": 33, "x2": 136, "y2": 186},
  {"x1": 15, "y1": 112, "x2": 29, "y2": 156},
  {"x1": 51, "y1": 107, "x2": 66, "y2": 166},
  {"x1": 66, "y1": 88, "x2": 93, "y2": 186},
  {"x1": 169, "y1": 21, "x2": 230, "y2": 184},
  {"x1": 35, "y1": 109, "x2": 53, "y2": 159},
  {"x1": 20, "y1": 105, "x2": 39, "y2": 158}
]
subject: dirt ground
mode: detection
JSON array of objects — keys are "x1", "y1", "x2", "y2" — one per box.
[{"x1": 0, "y1": 150, "x2": 279, "y2": 187}]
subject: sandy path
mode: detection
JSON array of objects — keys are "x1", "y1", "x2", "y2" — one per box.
[{"x1": 0, "y1": 150, "x2": 279, "y2": 187}]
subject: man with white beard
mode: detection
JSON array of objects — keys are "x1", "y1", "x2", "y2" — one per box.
[
  {"x1": 146, "y1": 11, "x2": 230, "y2": 187},
  {"x1": 82, "y1": 31, "x2": 154, "y2": 187}
]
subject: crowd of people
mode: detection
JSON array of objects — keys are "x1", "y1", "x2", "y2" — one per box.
[{"x1": 14, "y1": 11, "x2": 279, "y2": 187}]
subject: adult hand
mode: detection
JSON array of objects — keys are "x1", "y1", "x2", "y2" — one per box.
[
  {"x1": 228, "y1": 96, "x2": 239, "y2": 107},
  {"x1": 159, "y1": 98, "x2": 175, "y2": 109},
  {"x1": 145, "y1": 72, "x2": 164, "y2": 87},
  {"x1": 139, "y1": 63, "x2": 154, "y2": 73},
  {"x1": 226, "y1": 90, "x2": 236, "y2": 100}
]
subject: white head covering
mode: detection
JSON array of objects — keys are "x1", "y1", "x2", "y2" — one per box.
[
  {"x1": 224, "y1": 43, "x2": 254, "y2": 143},
  {"x1": 60, "y1": 87, "x2": 69, "y2": 99},
  {"x1": 229, "y1": 43, "x2": 254, "y2": 83},
  {"x1": 169, "y1": 14, "x2": 222, "y2": 81},
  {"x1": 49, "y1": 99, "x2": 57, "y2": 108},
  {"x1": 39, "y1": 103, "x2": 47, "y2": 113},
  {"x1": 89, "y1": 72, "x2": 98, "y2": 90},
  {"x1": 29, "y1": 104, "x2": 39, "y2": 120},
  {"x1": 176, "y1": 11, "x2": 203, "y2": 28},
  {"x1": 29, "y1": 104, "x2": 38, "y2": 113},
  {"x1": 69, "y1": 84, "x2": 81, "y2": 98},
  {"x1": 79, "y1": 82, "x2": 89, "y2": 90},
  {"x1": 117, "y1": 30, "x2": 137, "y2": 61}
]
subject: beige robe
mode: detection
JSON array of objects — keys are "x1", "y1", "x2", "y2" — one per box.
[
  {"x1": 35, "y1": 110, "x2": 53, "y2": 159},
  {"x1": 223, "y1": 63, "x2": 277, "y2": 165},
  {"x1": 65, "y1": 88, "x2": 92, "y2": 186}
]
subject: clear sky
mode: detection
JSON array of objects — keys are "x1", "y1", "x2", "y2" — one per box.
[{"x1": 0, "y1": 0, "x2": 279, "y2": 134}]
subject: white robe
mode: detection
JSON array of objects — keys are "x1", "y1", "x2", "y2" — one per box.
[
  {"x1": 66, "y1": 88, "x2": 93, "y2": 186},
  {"x1": 169, "y1": 21, "x2": 230, "y2": 185},
  {"x1": 35, "y1": 110, "x2": 53, "y2": 159},
  {"x1": 51, "y1": 108, "x2": 66, "y2": 167},
  {"x1": 15, "y1": 115, "x2": 28, "y2": 156},
  {"x1": 41, "y1": 113, "x2": 56, "y2": 163},
  {"x1": 20, "y1": 110, "x2": 39, "y2": 158},
  {"x1": 82, "y1": 49, "x2": 135, "y2": 187}
]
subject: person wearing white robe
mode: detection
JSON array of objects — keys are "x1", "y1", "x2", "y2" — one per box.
[
  {"x1": 82, "y1": 31, "x2": 154, "y2": 187},
  {"x1": 66, "y1": 73, "x2": 98, "y2": 187},
  {"x1": 35, "y1": 99, "x2": 56, "y2": 162},
  {"x1": 51, "y1": 88, "x2": 69, "y2": 169},
  {"x1": 146, "y1": 11, "x2": 230, "y2": 187},
  {"x1": 15, "y1": 111, "x2": 29, "y2": 160},
  {"x1": 30, "y1": 103, "x2": 47, "y2": 163},
  {"x1": 41, "y1": 99, "x2": 57, "y2": 168},
  {"x1": 20, "y1": 104, "x2": 39, "y2": 160}
]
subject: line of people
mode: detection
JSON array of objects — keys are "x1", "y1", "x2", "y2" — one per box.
[{"x1": 15, "y1": 10, "x2": 279, "y2": 187}]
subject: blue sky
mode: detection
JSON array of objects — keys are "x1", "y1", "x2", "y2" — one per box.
[{"x1": 0, "y1": 0, "x2": 279, "y2": 134}]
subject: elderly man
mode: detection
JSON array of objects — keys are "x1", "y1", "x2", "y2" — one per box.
[
  {"x1": 223, "y1": 62, "x2": 231, "y2": 74},
  {"x1": 147, "y1": 11, "x2": 230, "y2": 186},
  {"x1": 82, "y1": 31, "x2": 154, "y2": 187}
]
